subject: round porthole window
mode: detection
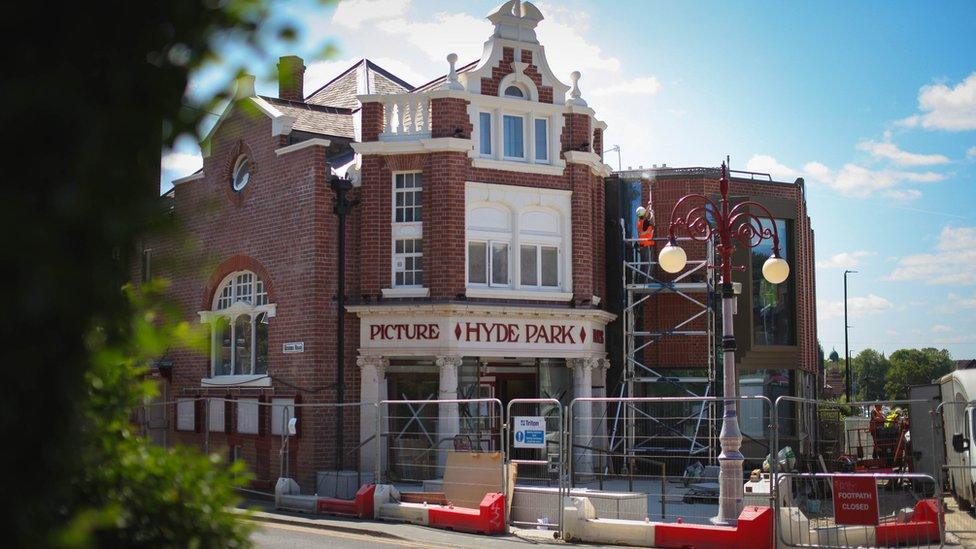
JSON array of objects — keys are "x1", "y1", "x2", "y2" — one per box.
[{"x1": 232, "y1": 155, "x2": 251, "y2": 192}]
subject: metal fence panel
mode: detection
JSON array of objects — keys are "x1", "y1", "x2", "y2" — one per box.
[
  {"x1": 774, "y1": 472, "x2": 941, "y2": 548},
  {"x1": 505, "y1": 398, "x2": 564, "y2": 531},
  {"x1": 378, "y1": 398, "x2": 506, "y2": 514},
  {"x1": 567, "y1": 396, "x2": 773, "y2": 528}
]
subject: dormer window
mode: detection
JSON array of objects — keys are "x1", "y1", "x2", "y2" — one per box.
[{"x1": 504, "y1": 85, "x2": 526, "y2": 99}]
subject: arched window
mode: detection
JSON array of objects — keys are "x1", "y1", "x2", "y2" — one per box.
[
  {"x1": 206, "y1": 270, "x2": 272, "y2": 378},
  {"x1": 504, "y1": 85, "x2": 525, "y2": 98},
  {"x1": 232, "y1": 155, "x2": 251, "y2": 192}
]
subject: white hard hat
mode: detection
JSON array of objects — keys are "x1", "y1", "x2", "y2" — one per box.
[{"x1": 636, "y1": 206, "x2": 647, "y2": 217}]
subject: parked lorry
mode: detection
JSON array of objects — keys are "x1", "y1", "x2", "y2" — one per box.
[{"x1": 939, "y1": 369, "x2": 976, "y2": 508}]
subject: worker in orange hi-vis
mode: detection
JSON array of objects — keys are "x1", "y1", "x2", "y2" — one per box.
[
  {"x1": 635, "y1": 204, "x2": 655, "y2": 281},
  {"x1": 869, "y1": 403, "x2": 885, "y2": 459}
]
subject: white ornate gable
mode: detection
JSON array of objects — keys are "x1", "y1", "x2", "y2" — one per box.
[{"x1": 460, "y1": 0, "x2": 571, "y2": 104}]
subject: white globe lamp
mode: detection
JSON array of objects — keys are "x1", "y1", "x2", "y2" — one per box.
[
  {"x1": 658, "y1": 242, "x2": 687, "y2": 274},
  {"x1": 762, "y1": 255, "x2": 790, "y2": 284}
]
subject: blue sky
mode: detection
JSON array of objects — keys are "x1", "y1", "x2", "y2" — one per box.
[{"x1": 162, "y1": 0, "x2": 976, "y2": 359}]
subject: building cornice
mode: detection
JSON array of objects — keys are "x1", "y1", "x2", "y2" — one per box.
[
  {"x1": 346, "y1": 302, "x2": 616, "y2": 323},
  {"x1": 563, "y1": 150, "x2": 612, "y2": 177},
  {"x1": 352, "y1": 137, "x2": 472, "y2": 156},
  {"x1": 274, "y1": 138, "x2": 331, "y2": 156}
]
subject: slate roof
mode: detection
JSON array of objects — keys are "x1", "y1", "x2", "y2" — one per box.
[
  {"x1": 411, "y1": 59, "x2": 479, "y2": 93},
  {"x1": 261, "y1": 97, "x2": 355, "y2": 139},
  {"x1": 306, "y1": 59, "x2": 414, "y2": 109}
]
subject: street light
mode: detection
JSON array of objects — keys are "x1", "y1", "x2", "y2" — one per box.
[
  {"x1": 660, "y1": 161, "x2": 788, "y2": 525},
  {"x1": 843, "y1": 269, "x2": 858, "y2": 403}
]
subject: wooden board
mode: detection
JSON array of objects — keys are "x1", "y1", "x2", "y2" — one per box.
[{"x1": 442, "y1": 451, "x2": 512, "y2": 510}]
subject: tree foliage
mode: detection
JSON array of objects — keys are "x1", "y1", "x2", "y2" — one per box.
[
  {"x1": 2, "y1": 0, "x2": 319, "y2": 545},
  {"x1": 884, "y1": 348, "x2": 955, "y2": 399},
  {"x1": 851, "y1": 348, "x2": 890, "y2": 401}
]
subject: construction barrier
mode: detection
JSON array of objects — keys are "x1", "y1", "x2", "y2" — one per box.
[
  {"x1": 504, "y1": 398, "x2": 565, "y2": 530},
  {"x1": 773, "y1": 472, "x2": 941, "y2": 548}
]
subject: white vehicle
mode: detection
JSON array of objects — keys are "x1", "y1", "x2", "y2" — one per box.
[{"x1": 939, "y1": 369, "x2": 976, "y2": 508}]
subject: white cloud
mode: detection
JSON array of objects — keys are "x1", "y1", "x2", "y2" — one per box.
[
  {"x1": 161, "y1": 151, "x2": 202, "y2": 175},
  {"x1": 816, "y1": 251, "x2": 876, "y2": 269},
  {"x1": 376, "y1": 13, "x2": 492, "y2": 64},
  {"x1": 967, "y1": 146, "x2": 976, "y2": 160},
  {"x1": 882, "y1": 188, "x2": 923, "y2": 201},
  {"x1": 887, "y1": 226, "x2": 976, "y2": 285},
  {"x1": 591, "y1": 77, "x2": 661, "y2": 97},
  {"x1": 332, "y1": 0, "x2": 409, "y2": 29},
  {"x1": 745, "y1": 154, "x2": 802, "y2": 181},
  {"x1": 818, "y1": 294, "x2": 894, "y2": 320},
  {"x1": 899, "y1": 72, "x2": 976, "y2": 131},
  {"x1": 856, "y1": 139, "x2": 949, "y2": 166},
  {"x1": 533, "y1": 3, "x2": 621, "y2": 76},
  {"x1": 745, "y1": 155, "x2": 944, "y2": 199},
  {"x1": 932, "y1": 324, "x2": 954, "y2": 333}
]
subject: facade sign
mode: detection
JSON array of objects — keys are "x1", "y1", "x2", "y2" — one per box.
[
  {"x1": 282, "y1": 342, "x2": 305, "y2": 353},
  {"x1": 352, "y1": 306, "x2": 614, "y2": 358},
  {"x1": 832, "y1": 475, "x2": 879, "y2": 526},
  {"x1": 513, "y1": 416, "x2": 546, "y2": 448}
]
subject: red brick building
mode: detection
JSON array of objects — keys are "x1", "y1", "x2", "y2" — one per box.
[
  {"x1": 611, "y1": 166, "x2": 818, "y2": 454},
  {"x1": 145, "y1": 1, "x2": 615, "y2": 490}
]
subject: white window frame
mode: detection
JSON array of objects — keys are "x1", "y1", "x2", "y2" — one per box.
[
  {"x1": 478, "y1": 112, "x2": 492, "y2": 157},
  {"x1": 208, "y1": 398, "x2": 225, "y2": 432},
  {"x1": 502, "y1": 114, "x2": 526, "y2": 161},
  {"x1": 533, "y1": 117, "x2": 549, "y2": 163},
  {"x1": 232, "y1": 155, "x2": 250, "y2": 192},
  {"x1": 518, "y1": 242, "x2": 560, "y2": 290},
  {"x1": 392, "y1": 172, "x2": 422, "y2": 224},
  {"x1": 466, "y1": 239, "x2": 511, "y2": 288},
  {"x1": 389, "y1": 171, "x2": 426, "y2": 293},
  {"x1": 392, "y1": 238, "x2": 423, "y2": 288},
  {"x1": 202, "y1": 271, "x2": 275, "y2": 382}
]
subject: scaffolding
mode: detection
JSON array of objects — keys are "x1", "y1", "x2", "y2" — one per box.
[{"x1": 608, "y1": 232, "x2": 718, "y2": 469}]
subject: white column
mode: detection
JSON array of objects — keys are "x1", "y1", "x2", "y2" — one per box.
[
  {"x1": 592, "y1": 358, "x2": 610, "y2": 474},
  {"x1": 358, "y1": 355, "x2": 388, "y2": 475},
  {"x1": 436, "y1": 355, "x2": 463, "y2": 466},
  {"x1": 568, "y1": 357, "x2": 596, "y2": 479}
]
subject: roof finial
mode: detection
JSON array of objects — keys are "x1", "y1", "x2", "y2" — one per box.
[
  {"x1": 440, "y1": 53, "x2": 464, "y2": 91},
  {"x1": 566, "y1": 71, "x2": 587, "y2": 107}
]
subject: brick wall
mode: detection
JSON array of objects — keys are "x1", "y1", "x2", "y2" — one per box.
[
  {"x1": 646, "y1": 174, "x2": 817, "y2": 375},
  {"x1": 147, "y1": 104, "x2": 363, "y2": 490}
]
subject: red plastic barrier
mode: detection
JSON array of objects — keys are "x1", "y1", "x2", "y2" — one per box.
[
  {"x1": 316, "y1": 484, "x2": 375, "y2": 519},
  {"x1": 875, "y1": 499, "x2": 941, "y2": 546},
  {"x1": 654, "y1": 506, "x2": 773, "y2": 549},
  {"x1": 427, "y1": 492, "x2": 505, "y2": 535}
]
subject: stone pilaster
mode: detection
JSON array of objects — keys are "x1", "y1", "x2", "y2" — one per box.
[
  {"x1": 568, "y1": 357, "x2": 599, "y2": 478},
  {"x1": 358, "y1": 355, "x2": 389, "y2": 475},
  {"x1": 436, "y1": 355, "x2": 463, "y2": 466}
]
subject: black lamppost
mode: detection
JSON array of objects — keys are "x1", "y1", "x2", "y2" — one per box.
[
  {"x1": 330, "y1": 174, "x2": 358, "y2": 470},
  {"x1": 843, "y1": 269, "x2": 857, "y2": 403},
  {"x1": 657, "y1": 161, "x2": 789, "y2": 525}
]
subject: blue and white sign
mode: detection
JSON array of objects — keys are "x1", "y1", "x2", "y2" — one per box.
[{"x1": 513, "y1": 416, "x2": 547, "y2": 449}]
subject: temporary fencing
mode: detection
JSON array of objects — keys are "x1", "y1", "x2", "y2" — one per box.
[
  {"x1": 567, "y1": 396, "x2": 774, "y2": 527},
  {"x1": 133, "y1": 393, "x2": 974, "y2": 547},
  {"x1": 774, "y1": 472, "x2": 941, "y2": 548},
  {"x1": 505, "y1": 398, "x2": 564, "y2": 529}
]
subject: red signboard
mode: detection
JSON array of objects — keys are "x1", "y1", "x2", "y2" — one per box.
[{"x1": 832, "y1": 475, "x2": 879, "y2": 526}]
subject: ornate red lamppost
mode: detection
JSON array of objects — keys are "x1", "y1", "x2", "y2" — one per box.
[{"x1": 657, "y1": 161, "x2": 789, "y2": 525}]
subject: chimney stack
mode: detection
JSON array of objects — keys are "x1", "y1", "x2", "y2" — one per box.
[{"x1": 277, "y1": 55, "x2": 305, "y2": 102}]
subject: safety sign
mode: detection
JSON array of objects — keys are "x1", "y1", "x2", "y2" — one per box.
[
  {"x1": 832, "y1": 475, "x2": 879, "y2": 526},
  {"x1": 513, "y1": 416, "x2": 547, "y2": 448}
]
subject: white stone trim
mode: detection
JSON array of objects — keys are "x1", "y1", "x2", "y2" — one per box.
[
  {"x1": 274, "y1": 138, "x2": 331, "y2": 156},
  {"x1": 471, "y1": 157, "x2": 565, "y2": 175},
  {"x1": 200, "y1": 96, "x2": 296, "y2": 158},
  {"x1": 199, "y1": 374, "x2": 272, "y2": 387},
  {"x1": 352, "y1": 137, "x2": 472, "y2": 156},
  {"x1": 381, "y1": 287, "x2": 430, "y2": 298},
  {"x1": 563, "y1": 150, "x2": 612, "y2": 177},
  {"x1": 346, "y1": 302, "x2": 616, "y2": 323},
  {"x1": 465, "y1": 288, "x2": 573, "y2": 301},
  {"x1": 172, "y1": 171, "x2": 204, "y2": 186}
]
